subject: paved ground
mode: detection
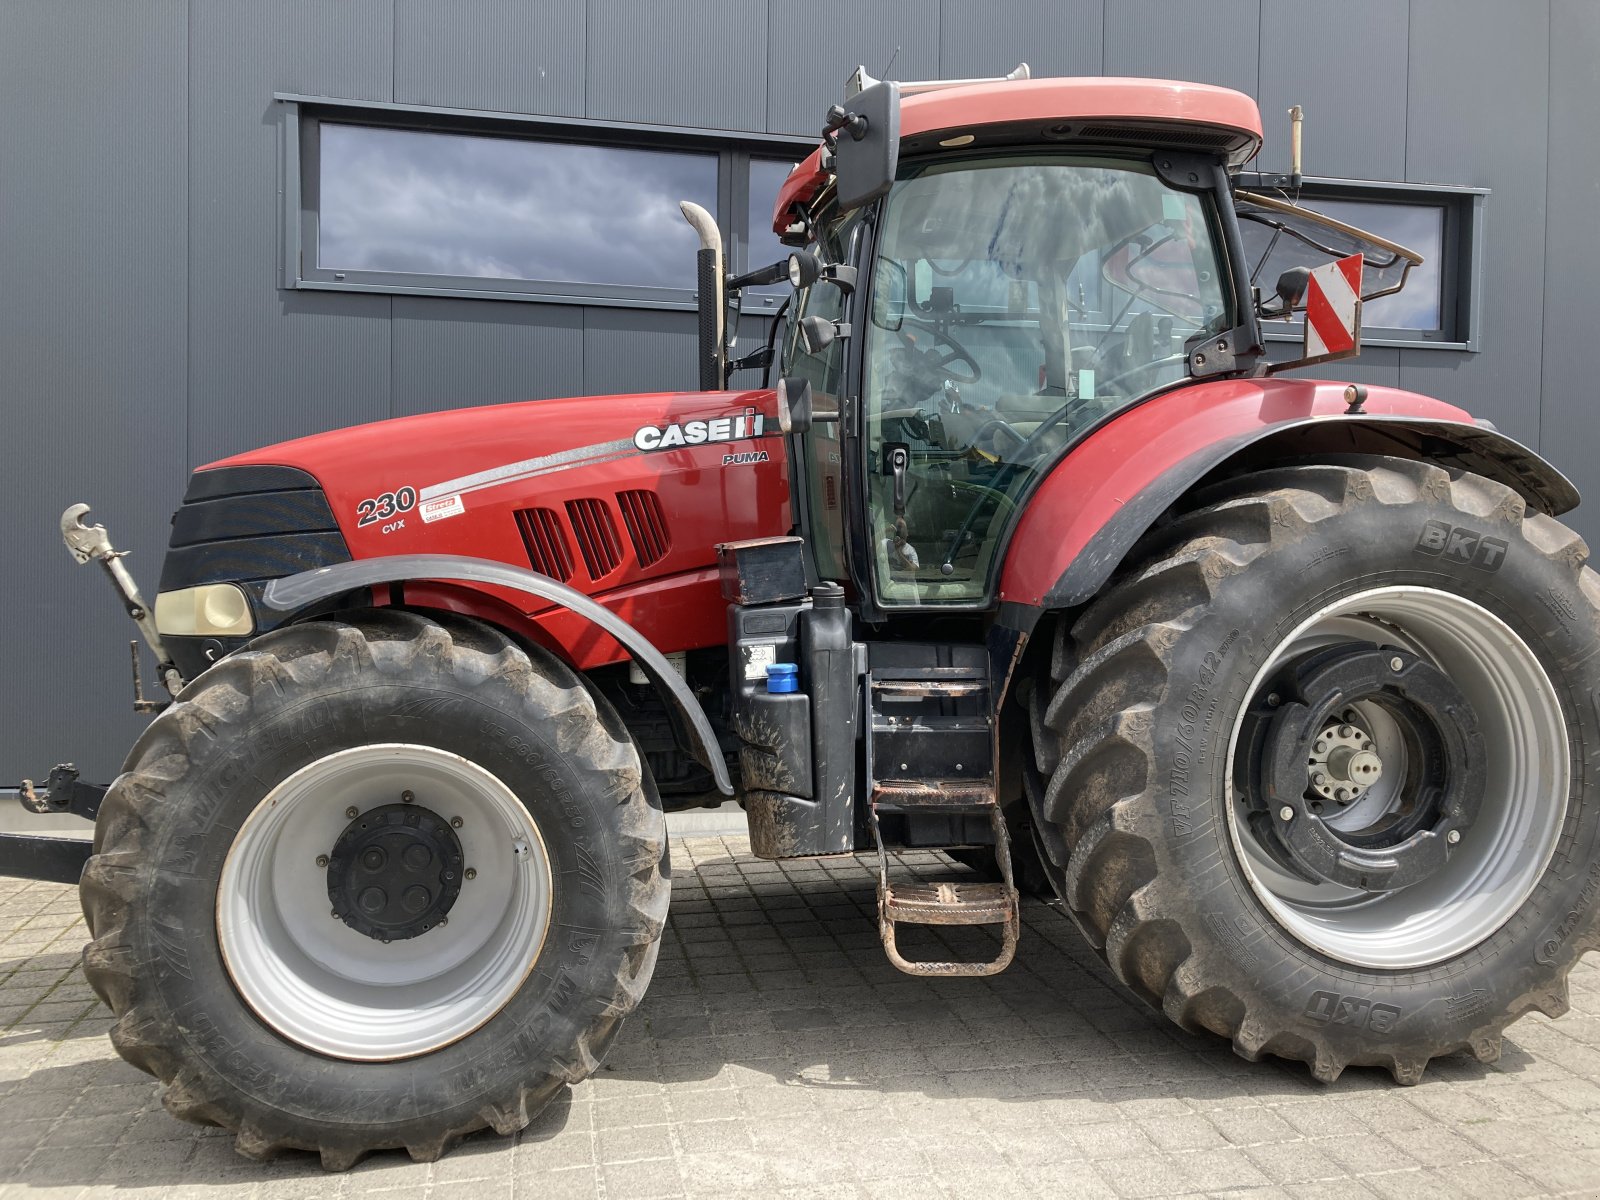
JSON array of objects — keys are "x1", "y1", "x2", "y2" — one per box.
[{"x1": 3, "y1": 834, "x2": 1600, "y2": 1199}]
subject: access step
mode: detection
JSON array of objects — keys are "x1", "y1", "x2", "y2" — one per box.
[
  {"x1": 876, "y1": 878, "x2": 1020, "y2": 977},
  {"x1": 872, "y1": 778, "x2": 996, "y2": 810},
  {"x1": 882, "y1": 880, "x2": 1015, "y2": 925}
]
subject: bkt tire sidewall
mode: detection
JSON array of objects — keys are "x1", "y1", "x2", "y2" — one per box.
[
  {"x1": 140, "y1": 674, "x2": 644, "y2": 1132},
  {"x1": 1154, "y1": 490, "x2": 1600, "y2": 1052}
]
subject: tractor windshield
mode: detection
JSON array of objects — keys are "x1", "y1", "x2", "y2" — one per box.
[{"x1": 862, "y1": 154, "x2": 1234, "y2": 605}]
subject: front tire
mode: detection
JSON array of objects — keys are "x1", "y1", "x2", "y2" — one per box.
[
  {"x1": 81, "y1": 610, "x2": 668, "y2": 1168},
  {"x1": 1028, "y1": 458, "x2": 1600, "y2": 1083}
]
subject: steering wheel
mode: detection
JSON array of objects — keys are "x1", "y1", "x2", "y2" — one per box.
[
  {"x1": 1096, "y1": 353, "x2": 1189, "y2": 397},
  {"x1": 924, "y1": 323, "x2": 981, "y2": 384}
]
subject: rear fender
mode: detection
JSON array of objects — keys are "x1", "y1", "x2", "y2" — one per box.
[
  {"x1": 998, "y1": 380, "x2": 1578, "y2": 613},
  {"x1": 260, "y1": 554, "x2": 732, "y2": 795}
]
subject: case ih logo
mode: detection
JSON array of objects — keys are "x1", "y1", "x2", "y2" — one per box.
[
  {"x1": 633, "y1": 409, "x2": 767, "y2": 452},
  {"x1": 1415, "y1": 520, "x2": 1509, "y2": 573}
]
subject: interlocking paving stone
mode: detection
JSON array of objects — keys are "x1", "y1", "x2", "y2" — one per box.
[{"x1": 0, "y1": 833, "x2": 1598, "y2": 1197}]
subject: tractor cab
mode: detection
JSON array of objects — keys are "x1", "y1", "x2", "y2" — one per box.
[{"x1": 701, "y1": 66, "x2": 1434, "y2": 975}]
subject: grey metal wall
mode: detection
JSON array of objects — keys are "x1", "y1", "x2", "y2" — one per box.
[{"x1": 3, "y1": 0, "x2": 1595, "y2": 781}]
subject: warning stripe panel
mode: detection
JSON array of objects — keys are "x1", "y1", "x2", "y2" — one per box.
[{"x1": 1306, "y1": 253, "x2": 1362, "y2": 360}]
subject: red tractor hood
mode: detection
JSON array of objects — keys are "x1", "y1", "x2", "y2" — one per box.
[{"x1": 206, "y1": 389, "x2": 791, "y2": 663}]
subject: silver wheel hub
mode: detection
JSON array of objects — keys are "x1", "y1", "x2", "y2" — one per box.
[
  {"x1": 1227, "y1": 586, "x2": 1569, "y2": 970},
  {"x1": 217, "y1": 744, "x2": 554, "y2": 1061}
]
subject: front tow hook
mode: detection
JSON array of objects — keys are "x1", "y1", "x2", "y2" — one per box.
[{"x1": 60, "y1": 503, "x2": 186, "y2": 704}]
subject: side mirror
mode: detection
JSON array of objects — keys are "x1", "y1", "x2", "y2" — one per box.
[
  {"x1": 799, "y1": 315, "x2": 847, "y2": 355},
  {"x1": 776, "y1": 377, "x2": 814, "y2": 434},
  {"x1": 830, "y1": 78, "x2": 901, "y2": 211},
  {"x1": 871, "y1": 259, "x2": 907, "y2": 332}
]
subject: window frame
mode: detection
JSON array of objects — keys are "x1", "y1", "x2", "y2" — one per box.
[
  {"x1": 278, "y1": 95, "x2": 812, "y2": 312},
  {"x1": 1235, "y1": 173, "x2": 1488, "y2": 352}
]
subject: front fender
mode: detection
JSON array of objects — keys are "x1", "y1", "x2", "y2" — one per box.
[
  {"x1": 261, "y1": 554, "x2": 733, "y2": 796},
  {"x1": 998, "y1": 378, "x2": 1577, "y2": 611}
]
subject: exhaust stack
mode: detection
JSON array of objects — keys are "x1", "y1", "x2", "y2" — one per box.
[{"x1": 680, "y1": 201, "x2": 726, "y2": 391}]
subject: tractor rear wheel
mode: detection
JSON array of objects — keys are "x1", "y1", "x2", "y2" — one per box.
[
  {"x1": 1027, "y1": 458, "x2": 1600, "y2": 1083},
  {"x1": 81, "y1": 610, "x2": 668, "y2": 1168}
]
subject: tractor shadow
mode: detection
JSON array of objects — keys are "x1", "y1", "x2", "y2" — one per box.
[{"x1": 0, "y1": 847, "x2": 1547, "y2": 1189}]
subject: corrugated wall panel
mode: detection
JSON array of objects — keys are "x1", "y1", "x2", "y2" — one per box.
[
  {"x1": 0, "y1": 0, "x2": 189, "y2": 780},
  {"x1": 395, "y1": 0, "x2": 586, "y2": 116},
  {"x1": 585, "y1": 0, "x2": 768, "y2": 130},
  {"x1": 1256, "y1": 0, "x2": 1409, "y2": 180},
  {"x1": 583, "y1": 309, "x2": 699, "y2": 395},
  {"x1": 1398, "y1": 0, "x2": 1549, "y2": 447},
  {"x1": 938, "y1": 0, "x2": 1103, "y2": 79},
  {"x1": 1538, "y1": 0, "x2": 1600, "y2": 548},
  {"x1": 766, "y1": 0, "x2": 940, "y2": 135},
  {"x1": 186, "y1": 1, "x2": 395, "y2": 466},
  {"x1": 392, "y1": 299, "x2": 586, "y2": 416},
  {"x1": 1103, "y1": 0, "x2": 1260, "y2": 96}
]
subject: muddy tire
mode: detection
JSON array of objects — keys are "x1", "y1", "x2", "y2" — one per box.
[
  {"x1": 1026, "y1": 457, "x2": 1600, "y2": 1083},
  {"x1": 80, "y1": 610, "x2": 668, "y2": 1168}
]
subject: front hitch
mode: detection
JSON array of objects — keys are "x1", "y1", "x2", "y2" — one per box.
[{"x1": 60, "y1": 503, "x2": 185, "y2": 702}]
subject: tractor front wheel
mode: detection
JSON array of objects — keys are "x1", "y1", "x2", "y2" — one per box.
[
  {"x1": 81, "y1": 610, "x2": 668, "y2": 1168},
  {"x1": 1029, "y1": 458, "x2": 1600, "y2": 1083}
]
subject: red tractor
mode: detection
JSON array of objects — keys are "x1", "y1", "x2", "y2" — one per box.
[{"x1": 16, "y1": 67, "x2": 1600, "y2": 1168}]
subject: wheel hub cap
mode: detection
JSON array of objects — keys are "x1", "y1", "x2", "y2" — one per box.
[{"x1": 326, "y1": 802, "x2": 463, "y2": 942}]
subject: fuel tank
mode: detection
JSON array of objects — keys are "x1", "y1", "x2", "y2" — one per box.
[{"x1": 189, "y1": 389, "x2": 792, "y2": 665}]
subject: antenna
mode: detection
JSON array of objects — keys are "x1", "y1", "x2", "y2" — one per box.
[{"x1": 881, "y1": 44, "x2": 901, "y2": 79}]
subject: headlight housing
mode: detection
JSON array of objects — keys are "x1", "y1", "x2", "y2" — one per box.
[{"x1": 154, "y1": 583, "x2": 255, "y2": 637}]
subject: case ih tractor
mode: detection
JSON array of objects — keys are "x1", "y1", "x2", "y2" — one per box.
[{"x1": 13, "y1": 67, "x2": 1600, "y2": 1168}]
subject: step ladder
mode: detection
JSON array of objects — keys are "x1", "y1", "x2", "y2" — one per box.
[{"x1": 866, "y1": 660, "x2": 1020, "y2": 977}]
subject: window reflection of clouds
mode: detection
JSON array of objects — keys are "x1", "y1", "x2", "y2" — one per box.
[
  {"x1": 1311, "y1": 200, "x2": 1444, "y2": 331},
  {"x1": 318, "y1": 124, "x2": 717, "y2": 290},
  {"x1": 747, "y1": 159, "x2": 798, "y2": 271}
]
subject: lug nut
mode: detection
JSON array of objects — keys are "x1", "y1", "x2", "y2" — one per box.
[
  {"x1": 1267, "y1": 692, "x2": 1282, "y2": 707},
  {"x1": 1336, "y1": 788, "x2": 1350, "y2": 802},
  {"x1": 402, "y1": 790, "x2": 415, "y2": 803},
  {"x1": 1390, "y1": 656, "x2": 1405, "y2": 671},
  {"x1": 1312, "y1": 772, "x2": 1327, "y2": 787},
  {"x1": 315, "y1": 854, "x2": 330, "y2": 868},
  {"x1": 1278, "y1": 805, "x2": 1294, "y2": 821},
  {"x1": 1447, "y1": 829, "x2": 1462, "y2": 844},
  {"x1": 450, "y1": 816, "x2": 464, "y2": 829},
  {"x1": 1315, "y1": 740, "x2": 1328, "y2": 753},
  {"x1": 345, "y1": 806, "x2": 359, "y2": 819},
  {"x1": 465, "y1": 867, "x2": 477, "y2": 881},
  {"x1": 1338, "y1": 725, "x2": 1353, "y2": 738}
]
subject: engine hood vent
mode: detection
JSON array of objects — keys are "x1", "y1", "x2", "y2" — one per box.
[
  {"x1": 514, "y1": 507, "x2": 573, "y2": 582},
  {"x1": 616, "y1": 489, "x2": 671, "y2": 567}
]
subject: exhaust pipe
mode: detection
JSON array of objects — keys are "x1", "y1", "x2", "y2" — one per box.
[{"x1": 680, "y1": 201, "x2": 726, "y2": 391}]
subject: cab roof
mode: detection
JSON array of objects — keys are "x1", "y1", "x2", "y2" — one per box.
[{"x1": 772, "y1": 76, "x2": 1264, "y2": 236}]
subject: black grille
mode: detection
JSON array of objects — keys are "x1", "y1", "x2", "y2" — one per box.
[{"x1": 159, "y1": 465, "x2": 350, "y2": 591}]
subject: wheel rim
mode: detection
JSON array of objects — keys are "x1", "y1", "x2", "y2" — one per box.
[
  {"x1": 217, "y1": 744, "x2": 553, "y2": 1060},
  {"x1": 1226, "y1": 586, "x2": 1568, "y2": 969}
]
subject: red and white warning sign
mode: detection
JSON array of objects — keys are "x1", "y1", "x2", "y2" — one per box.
[{"x1": 1303, "y1": 253, "x2": 1364, "y2": 364}]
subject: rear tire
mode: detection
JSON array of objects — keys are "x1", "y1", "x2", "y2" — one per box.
[
  {"x1": 81, "y1": 610, "x2": 668, "y2": 1168},
  {"x1": 1026, "y1": 458, "x2": 1600, "y2": 1083}
]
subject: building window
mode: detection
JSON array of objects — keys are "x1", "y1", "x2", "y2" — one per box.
[
  {"x1": 288, "y1": 100, "x2": 812, "y2": 310},
  {"x1": 1236, "y1": 176, "x2": 1485, "y2": 351},
  {"x1": 316, "y1": 124, "x2": 716, "y2": 293}
]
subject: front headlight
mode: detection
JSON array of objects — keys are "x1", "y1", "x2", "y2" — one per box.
[{"x1": 154, "y1": 583, "x2": 255, "y2": 637}]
